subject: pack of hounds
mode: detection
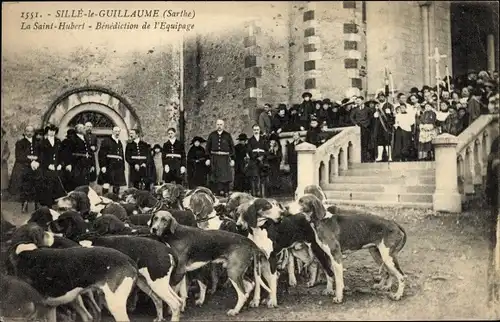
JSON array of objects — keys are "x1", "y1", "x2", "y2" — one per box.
[{"x1": 0, "y1": 183, "x2": 408, "y2": 322}]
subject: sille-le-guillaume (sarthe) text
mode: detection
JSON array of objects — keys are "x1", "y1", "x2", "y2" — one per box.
[{"x1": 20, "y1": 9, "x2": 195, "y2": 31}]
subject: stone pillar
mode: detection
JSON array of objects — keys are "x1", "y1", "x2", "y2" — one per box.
[
  {"x1": 339, "y1": 147, "x2": 349, "y2": 171},
  {"x1": 329, "y1": 154, "x2": 339, "y2": 182},
  {"x1": 295, "y1": 142, "x2": 318, "y2": 199},
  {"x1": 351, "y1": 127, "x2": 362, "y2": 163},
  {"x1": 420, "y1": 2, "x2": 431, "y2": 86},
  {"x1": 432, "y1": 134, "x2": 462, "y2": 213},
  {"x1": 487, "y1": 34, "x2": 496, "y2": 72}
]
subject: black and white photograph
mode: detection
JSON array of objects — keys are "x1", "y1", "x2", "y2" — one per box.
[{"x1": 1, "y1": 1, "x2": 499, "y2": 321}]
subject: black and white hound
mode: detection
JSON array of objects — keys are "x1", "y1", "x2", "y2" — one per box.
[
  {"x1": 48, "y1": 212, "x2": 184, "y2": 321},
  {"x1": 287, "y1": 194, "x2": 408, "y2": 301},
  {"x1": 149, "y1": 210, "x2": 274, "y2": 316},
  {"x1": 9, "y1": 223, "x2": 138, "y2": 322}
]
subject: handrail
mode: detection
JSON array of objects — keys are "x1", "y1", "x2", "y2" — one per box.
[{"x1": 456, "y1": 114, "x2": 499, "y2": 154}]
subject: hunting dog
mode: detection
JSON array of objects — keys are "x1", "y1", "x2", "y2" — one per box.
[
  {"x1": 48, "y1": 212, "x2": 184, "y2": 321},
  {"x1": 235, "y1": 198, "x2": 331, "y2": 306},
  {"x1": 287, "y1": 194, "x2": 407, "y2": 301},
  {"x1": 0, "y1": 273, "x2": 54, "y2": 321},
  {"x1": 149, "y1": 210, "x2": 274, "y2": 316},
  {"x1": 9, "y1": 223, "x2": 138, "y2": 321}
]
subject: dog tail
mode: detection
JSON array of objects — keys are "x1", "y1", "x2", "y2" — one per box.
[
  {"x1": 253, "y1": 252, "x2": 272, "y2": 294},
  {"x1": 394, "y1": 221, "x2": 407, "y2": 252}
]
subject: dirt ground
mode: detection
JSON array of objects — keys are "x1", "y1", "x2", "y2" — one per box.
[{"x1": 1, "y1": 199, "x2": 498, "y2": 321}]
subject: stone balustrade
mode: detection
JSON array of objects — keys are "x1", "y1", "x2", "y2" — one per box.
[
  {"x1": 432, "y1": 114, "x2": 499, "y2": 213},
  {"x1": 278, "y1": 127, "x2": 343, "y2": 171},
  {"x1": 294, "y1": 126, "x2": 361, "y2": 198}
]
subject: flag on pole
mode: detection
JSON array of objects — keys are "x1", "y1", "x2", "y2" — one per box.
[{"x1": 384, "y1": 67, "x2": 390, "y2": 97}]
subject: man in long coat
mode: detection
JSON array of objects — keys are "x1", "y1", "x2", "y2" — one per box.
[
  {"x1": 126, "y1": 128, "x2": 151, "y2": 190},
  {"x1": 486, "y1": 136, "x2": 499, "y2": 310},
  {"x1": 246, "y1": 124, "x2": 270, "y2": 197},
  {"x1": 206, "y1": 119, "x2": 235, "y2": 197},
  {"x1": 372, "y1": 92, "x2": 395, "y2": 161},
  {"x1": 64, "y1": 124, "x2": 95, "y2": 191},
  {"x1": 8, "y1": 126, "x2": 41, "y2": 212},
  {"x1": 85, "y1": 122, "x2": 98, "y2": 183},
  {"x1": 162, "y1": 127, "x2": 186, "y2": 185},
  {"x1": 98, "y1": 126, "x2": 126, "y2": 195}
]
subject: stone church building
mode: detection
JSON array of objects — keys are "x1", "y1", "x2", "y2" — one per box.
[{"x1": 1, "y1": 1, "x2": 498, "y2": 172}]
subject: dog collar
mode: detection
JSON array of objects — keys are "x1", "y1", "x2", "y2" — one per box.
[{"x1": 196, "y1": 215, "x2": 218, "y2": 223}]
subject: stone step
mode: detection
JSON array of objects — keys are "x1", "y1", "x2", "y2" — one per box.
[
  {"x1": 348, "y1": 161, "x2": 435, "y2": 170},
  {"x1": 324, "y1": 190, "x2": 433, "y2": 204},
  {"x1": 329, "y1": 175, "x2": 435, "y2": 185},
  {"x1": 339, "y1": 168, "x2": 434, "y2": 176},
  {"x1": 325, "y1": 199, "x2": 433, "y2": 209},
  {"x1": 323, "y1": 183, "x2": 435, "y2": 194}
]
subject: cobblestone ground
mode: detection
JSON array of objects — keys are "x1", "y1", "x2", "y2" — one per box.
[{"x1": 1, "y1": 198, "x2": 498, "y2": 321}]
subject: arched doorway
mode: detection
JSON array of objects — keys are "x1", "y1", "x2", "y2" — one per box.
[{"x1": 42, "y1": 87, "x2": 141, "y2": 187}]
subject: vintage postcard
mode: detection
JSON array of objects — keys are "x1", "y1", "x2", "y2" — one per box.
[{"x1": 1, "y1": 1, "x2": 499, "y2": 321}]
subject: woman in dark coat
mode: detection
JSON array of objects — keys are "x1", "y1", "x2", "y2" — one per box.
[
  {"x1": 267, "y1": 133, "x2": 282, "y2": 196},
  {"x1": 187, "y1": 136, "x2": 208, "y2": 189},
  {"x1": 59, "y1": 129, "x2": 77, "y2": 192},
  {"x1": 38, "y1": 125, "x2": 66, "y2": 207},
  {"x1": 305, "y1": 117, "x2": 325, "y2": 147}
]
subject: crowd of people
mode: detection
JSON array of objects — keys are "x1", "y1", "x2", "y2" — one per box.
[
  {"x1": 258, "y1": 69, "x2": 499, "y2": 162},
  {"x1": 1, "y1": 70, "x2": 498, "y2": 211}
]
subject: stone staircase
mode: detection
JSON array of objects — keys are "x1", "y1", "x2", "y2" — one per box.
[{"x1": 322, "y1": 161, "x2": 436, "y2": 209}]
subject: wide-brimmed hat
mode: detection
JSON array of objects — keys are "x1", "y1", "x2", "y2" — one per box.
[
  {"x1": 302, "y1": 92, "x2": 313, "y2": 99},
  {"x1": 365, "y1": 100, "x2": 378, "y2": 107},
  {"x1": 268, "y1": 133, "x2": 280, "y2": 142},
  {"x1": 237, "y1": 133, "x2": 248, "y2": 141},
  {"x1": 44, "y1": 124, "x2": 59, "y2": 134},
  {"x1": 190, "y1": 136, "x2": 206, "y2": 145}
]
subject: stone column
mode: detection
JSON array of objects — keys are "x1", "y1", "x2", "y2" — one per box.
[
  {"x1": 295, "y1": 142, "x2": 318, "y2": 199},
  {"x1": 350, "y1": 127, "x2": 362, "y2": 163},
  {"x1": 487, "y1": 34, "x2": 496, "y2": 72},
  {"x1": 432, "y1": 134, "x2": 462, "y2": 213},
  {"x1": 339, "y1": 146, "x2": 349, "y2": 171},
  {"x1": 419, "y1": 2, "x2": 431, "y2": 86}
]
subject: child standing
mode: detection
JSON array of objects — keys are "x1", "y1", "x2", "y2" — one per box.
[{"x1": 418, "y1": 103, "x2": 438, "y2": 160}]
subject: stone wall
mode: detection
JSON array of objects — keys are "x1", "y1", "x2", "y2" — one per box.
[
  {"x1": 366, "y1": 1, "x2": 451, "y2": 96},
  {"x1": 287, "y1": 1, "x2": 308, "y2": 104},
  {"x1": 183, "y1": 27, "x2": 250, "y2": 143},
  {"x1": 1, "y1": 43, "x2": 180, "y2": 172}
]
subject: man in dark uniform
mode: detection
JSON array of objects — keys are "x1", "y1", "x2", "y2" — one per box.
[
  {"x1": 125, "y1": 128, "x2": 151, "y2": 190},
  {"x1": 65, "y1": 124, "x2": 95, "y2": 190},
  {"x1": 233, "y1": 133, "x2": 249, "y2": 192},
  {"x1": 98, "y1": 126, "x2": 126, "y2": 195},
  {"x1": 162, "y1": 127, "x2": 186, "y2": 185},
  {"x1": 38, "y1": 124, "x2": 65, "y2": 207},
  {"x1": 372, "y1": 92, "x2": 395, "y2": 162},
  {"x1": 246, "y1": 124, "x2": 270, "y2": 197},
  {"x1": 350, "y1": 96, "x2": 375, "y2": 162},
  {"x1": 85, "y1": 122, "x2": 98, "y2": 183},
  {"x1": 206, "y1": 119, "x2": 235, "y2": 197},
  {"x1": 8, "y1": 125, "x2": 41, "y2": 213}
]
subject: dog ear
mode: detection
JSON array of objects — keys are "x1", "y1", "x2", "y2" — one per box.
[
  {"x1": 28, "y1": 224, "x2": 44, "y2": 246},
  {"x1": 243, "y1": 203, "x2": 258, "y2": 228},
  {"x1": 174, "y1": 184, "x2": 185, "y2": 200},
  {"x1": 310, "y1": 196, "x2": 326, "y2": 221},
  {"x1": 168, "y1": 215, "x2": 178, "y2": 234}
]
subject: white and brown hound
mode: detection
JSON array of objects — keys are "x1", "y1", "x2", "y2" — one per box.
[
  {"x1": 49, "y1": 212, "x2": 183, "y2": 321},
  {"x1": 288, "y1": 194, "x2": 408, "y2": 301},
  {"x1": 149, "y1": 210, "x2": 274, "y2": 316},
  {"x1": 9, "y1": 223, "x2": 138, "y2": 322}
]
